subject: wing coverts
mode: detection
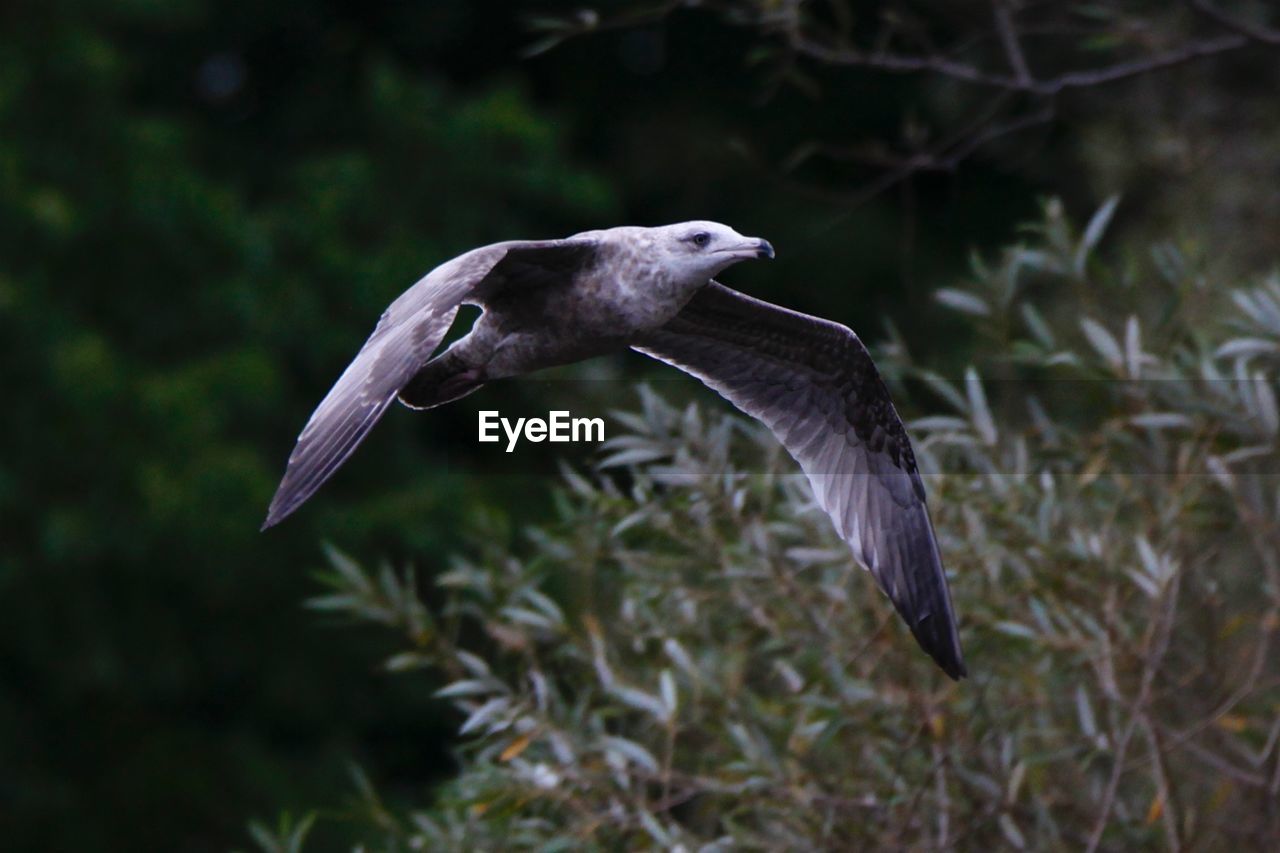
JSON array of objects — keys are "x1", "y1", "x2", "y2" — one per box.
[{"x1": 262, "y1": 239, "x2": 597, "y2": 529}]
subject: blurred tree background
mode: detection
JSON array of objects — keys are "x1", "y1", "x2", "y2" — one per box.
[{"x1": 1, "y1": 0, "x2": 1277, "y2": 849}]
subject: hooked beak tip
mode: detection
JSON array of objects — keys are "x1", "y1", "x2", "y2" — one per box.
[{"x1": 756, "y1": 239, "x2": 775, "y2": 260}]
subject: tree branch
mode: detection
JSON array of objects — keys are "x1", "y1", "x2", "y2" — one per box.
[
  {"x1": 531, "y1": 1, "x2": 1275, "y2": 215},
  {"x1": 785, "y1": 32, "x2": 1022, "y2": 90},
  {"x1": 768, "y1": 96, "x2": 1054, "y2": 211},
  {"x1": 1140, "y1": 717, "x2": 1182, "y2": 853},
  {"x1": 1188, "y1": 0, "x2": 1280, "y2": 46},
  {"x1": 1084, "y1": 570, "x2": 1181, "y2": 853},
  {"x1": 1038, "y1": 33, "x2": 1247, "y2": 94},
  {"x1": 992, "y1": 0, "x2": 1034, "y2": 86},
  {"x1": 787, "y1": 31, "x2": 1249, "y2": 95}
]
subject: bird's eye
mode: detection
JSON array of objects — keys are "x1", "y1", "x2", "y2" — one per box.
[{"x1": 690, "y1": 232, "x2": 711, "y2": 248}]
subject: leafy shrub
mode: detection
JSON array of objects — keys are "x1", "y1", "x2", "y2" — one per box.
[{"x1": 264, "y1": 201, "x2": 1280, "y2": 850}]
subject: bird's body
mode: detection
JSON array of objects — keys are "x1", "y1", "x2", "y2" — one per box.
[
  {"x1": 264, "y1": 221, "x2": 967, "y2": 679},
  {"x1": 437, "y1": 226, "x2": 746, "y2": 383}
]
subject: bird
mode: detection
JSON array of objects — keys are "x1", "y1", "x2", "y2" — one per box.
[{"x1": 262, "y1": 221, "x2": 966, "y2": 679}]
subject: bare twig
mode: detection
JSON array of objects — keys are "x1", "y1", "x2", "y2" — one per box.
[
  {"x1": 932, "y1": 739, "x2": 951, "y2": 848},
  {"x1": 1037, "y1": 33, "x2": 1247, "y2": 94},
  {"x1": 787, "y1": 32, "x2": 1249, "y2": 95},
  {"x1": 1188, "y1": 0, "x2": 1280, "y2": 46},
  {"x1": 786, "y1": 32, "x2": 1017, "y2": 89},
  {"x1": 1140, "y1": 716, "x2": 1182, "y2": 853},
  {"x1": 1085, "y1": 570, "x2": 1182, "y2": 853},
  {"x1": 532, "y1": 1, "x2": 1260, "y2": 95},
  {"x1": 992, "y1": 0, "x2": 1034, "y2": 86},
  {"x1": 1173, "y1": 735, "x2": 1271, "y2": 787},
  {"x1": 772, "y1": 98, "x2": 1054, "y2": 210},
  {"x1": 528, "y1": 1, "x2": 1276, "y2": 214}
]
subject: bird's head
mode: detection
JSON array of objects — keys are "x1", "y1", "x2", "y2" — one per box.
[{"x1": 654, "y1": 221, "x2": 774, "y2": 283}]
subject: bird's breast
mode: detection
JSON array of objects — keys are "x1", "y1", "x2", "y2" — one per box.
[
  {"x1": 565, "y1": 266, "x2": 699, "y2": 338},
  {"x1": 474, "y1": 262, "x2": 702, "y2": 377}
]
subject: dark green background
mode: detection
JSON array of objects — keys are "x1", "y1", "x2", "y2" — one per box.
[{"x1": 5, "y1": 1, "x2": 1273, "y2": 849}]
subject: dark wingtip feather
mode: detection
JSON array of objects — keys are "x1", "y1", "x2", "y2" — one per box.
[
  {"x1": 897, "y1": 506, "x2": 967, "y2": 680},
  {"x1": 906, "y1": 609, "x2": 967, "y2": 680}
]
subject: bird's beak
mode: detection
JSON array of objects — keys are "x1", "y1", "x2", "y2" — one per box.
[{"x1": 717, "y1": 238, "x2": 775, "y2": 260}]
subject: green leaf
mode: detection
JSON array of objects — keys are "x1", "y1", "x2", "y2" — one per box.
[{"x1": 1074, "y1": 194, "x2": 1120, "y2": 275}]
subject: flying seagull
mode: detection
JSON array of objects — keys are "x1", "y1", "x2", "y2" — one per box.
[{"x1": 263, "y1": 222, "x2": 966, "y2": 679}]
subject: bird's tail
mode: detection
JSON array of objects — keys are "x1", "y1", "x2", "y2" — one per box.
[{"x1": 397, "y1": 350, "x2": 486, "y2": 410}]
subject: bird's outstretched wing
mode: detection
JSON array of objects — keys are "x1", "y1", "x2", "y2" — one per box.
[
  {"x1": 633, "y1": 282, "x2": 965, "y2": 679},
  {"x1": 262, "y1": 238, "x2": 599, "y2": 529}
]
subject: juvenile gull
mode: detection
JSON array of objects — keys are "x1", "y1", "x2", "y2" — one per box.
[{"x1": 262, "y1": 222, "x2": 966, "y2": 679}]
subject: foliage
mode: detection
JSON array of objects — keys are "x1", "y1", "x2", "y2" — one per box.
[
  {"x1": 8, "y1": 1, "x2": 1276, "y2": 849},
  {"x1": 0, "y1": 3, "x2": 618, "y2": 847},
  {"x1": 534, "y1": 1, "x2": 1280, "y2": 210},
  {"x1": 297, "y1": 201, "x2": 1280, "y2": 850}
]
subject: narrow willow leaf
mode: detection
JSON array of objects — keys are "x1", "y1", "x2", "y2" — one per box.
[
  {"x1": 1129, "y1": 413, "x2": 1192, "y2": 430},
  {"x1": 774, "y1": 660, "x2": 804, "y2": 693},
  {"x1": 599, "y1": 735, "x2": 659, "y2": 774},
  {"x1": 935, "y1": 288, "x2": 991, "y2": 316},
  {"x1": 1254, "y1": 372, "x2": 1279, "y2": 435},
  {"x1": 784, "y1": 546, "x2": 845, "y2": 565},
  {"x1": 1206, "y1": 455, "x2": 1234, "y2": 489},
  {"x1": 1045, "y1": 350, "x2": 1083, "y2": 367},
  {"x1": 455, "y1": 650, "x2": 492, "y2": 678},
  {"x1": 607, "y1": 408, "x2": 652, "y2": 434},
  {"x1": 459, "y1": 697, "x2": 510, "y2": 735},
  {"x1": 1020, "y1": 301, "x2": 1056, "y2": 348},
  {"x1": 434, "y1": 679, "x2": 501, "y2": 700},
  {"x1": 966, "y1": 367, "x2": 997, "y2": 445},
  {"x1": 1233, "y1": 290, "x2": 1280, "y2": 334},
  {"x1": 521, "y1": 588, "x2": 566, "y2": 626},
  {"x1": 599, "y1": 446, "x2": 669, "y2": 468},
  {"x1": 1124, "y1": 315, "x2": 1142, "y2": 378},
  {"x1": 660, "y1": 669, "x2": 678, "y2": 717},
  {"x1": 1128, "y1": 567, "x2": 1159, "y2": 598},
  {"x1": 909, "y1": 416, "x2": 971, "y2": 432},
  {"x1": 1081, "y1": 317, "x2": 1123, "y2": 369},
  {"x1": 611, "y1": 685, "x2": 671, "y2": 723},
  {"x1": 1222, "y1": 445, "x2": 1274, "y2": 464},
  {"x1": 994, "y1": 621, "x2": 1039, "y2": 640},
  {"x1": 1006, "y1": 760, "x2": 1027, "y2": 805},
  {"x1": 638, "y1": 810, "x2": 672, "y2": 845},
  {"x1": 1075, "y1": 685, "x2": 1098, "y2": 740},
  {"x1": 322, "y1": 543, "x2": 372, "y2": 593},
  {"x1": 1216, "y1": 338, "x2": 1279, "y2": 360},
  {"x1": 1075, "y1": 194, "x2": 1119, "y2": 275},
  {"x1": 304, "y1": 593, "x2": 361, "y2": 612},
  {"x1": 500, "y1": 606, "x2": 556, "y2": 631},
  {"x1": 557, "y1": 460, "x2": 595, "y2": 498},
  {"x1": 383, "y1": 652, "x2": 430, "y2": 672},
  {"x1": 663, "y1": 638, "x2": 700, "y2": 681},
  {"x1": 918, "y1": 370, "x2": 969, "y2": 413},
  {"x1": 998, "y1": 813, "x2": 1028, "y2": 850},
  {"x1": 1013, "y1": 247, "x2": 1063, "y2": 275}
]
